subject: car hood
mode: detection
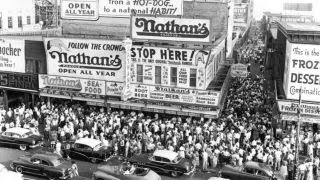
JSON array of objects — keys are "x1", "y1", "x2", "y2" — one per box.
[{"x1": 56, "y1": 159, "x2": 72, "y2": 170}]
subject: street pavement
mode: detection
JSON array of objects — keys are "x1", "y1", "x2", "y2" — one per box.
[{"x1": 0, "y1": 147, "x2": 217, "y2": 180}]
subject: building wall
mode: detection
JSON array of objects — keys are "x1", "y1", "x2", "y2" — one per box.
[
  {"x1": 226, "y1": 0, "x2": 235, "y2": 58},
  {"x1": 0, "y1": 0, "x2": 36, "y2": 32},
  {"x1": 282, "y1": 0, "x2": 320, "y2": 22}
]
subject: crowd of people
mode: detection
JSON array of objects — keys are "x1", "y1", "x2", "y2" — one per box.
[{"x1": 0, "y1": 30, "x2": 318, "y2": 180}]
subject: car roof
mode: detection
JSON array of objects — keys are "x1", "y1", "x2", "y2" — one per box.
[
  {"x1": 31, "y1": 153, "x2": 59, "y2": 162},
  {"x1": 6, "y1": 128, "x2": 31, "y2": 136},
  {"x1": 75, "y1": 138, "x2": 102, "y2": 149},
  {"x1": 153, "y1": 150, "x2": 178, "y2": 161},
  {"x1": 245, "y1": 161, "x2": 273, "y2": 172}
]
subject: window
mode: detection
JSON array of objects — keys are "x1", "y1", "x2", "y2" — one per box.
[
  {"x1": 8, "y1": 17, "x2": 12, "y2": 28},
  {"x1": 161, "y1": 158, "x2": 171, "y2": 163},
  {"x1": 154, "y1": 156, "x2": 162, "y2": 161},
  {"x1": 256, "y1": 170, "x2": 268, "y2": 177},
  {"x1": 190, "y1": 69, "x2": 197, "y2": 87},
  {"x1": 18, "y1": 16, "x2": 22, "y2": 28},
  {"x1": 155, "y1": 66, "x2": 161, "y2": 84},
  {"x1": 137, "y1": 65, "x2": 143, "y2": 83},
  {"x1": 283, "y1": 3, "x2": 312, "y2": 11},
  {"x1": 27, "y1": 16, "x2": 31, "y2": 25},
  {"x1": 244, "y1": 167, "x2": 255, "y2": 174},
  {"x1": 41, "y1": 160, "x2": 50, "y2": 166},
  {"x1": 170, "y1": 67, "x2": 177, "y2": 85}
]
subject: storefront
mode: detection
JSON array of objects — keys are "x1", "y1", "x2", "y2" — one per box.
[
  {"x1": 272, "y1": 21, "x2": 320, "y2": 133},
  {"x1": 0, "y1": 38, "x2": 44, "y2": 109}
]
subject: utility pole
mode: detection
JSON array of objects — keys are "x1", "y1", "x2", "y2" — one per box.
[{"x1": 294, "y1": 87, "x2": 302, "y2": 180}]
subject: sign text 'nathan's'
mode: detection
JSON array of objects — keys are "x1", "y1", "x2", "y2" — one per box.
[
  {"x1": 44, "y1": 38, "x2": 126, "y2": 81},
  {"x1": 131, "y1": 16, "x2": 211, "y2": 43}
]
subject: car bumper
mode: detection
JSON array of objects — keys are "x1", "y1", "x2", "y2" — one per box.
[
  {"x1": 184, "y1": 166, "x2": 196, "y2": 175},
  {"x1": 29, "y1": 142, "x2": 43, "y2": 148},
  {"x1": 59, "y1": 174, "x2": 72, "y2": 179}
]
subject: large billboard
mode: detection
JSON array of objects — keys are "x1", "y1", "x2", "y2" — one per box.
[
  {"x1": 61, "y1": 0, "x2": 99, "y2": 20},
  {"x1": 131, "y1": 16, "x2": 211, "y2": 43},
  {"x1": 44, "y1": 38, "x2": 126, "y2": 81},
  {"x1": 0, "y1": 39, "x2": 25, "y2": 73},
  {"x1": 283, "y1": 41, "x2": 320, "y2": 102},
  {"x1": 99, "y1": 0, "x2": 183, "y2": 17},
  {"x1": 129, "y1": 84, "x2": 220, "y2": 106},
  {"x1": 130, "y1": 46, "x2": 209, "y2": 89}
]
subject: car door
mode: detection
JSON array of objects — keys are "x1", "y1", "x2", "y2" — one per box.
[
  {"x1": 24, "y1": 158, "x2": 44, "y2": 175},
  {"x1": 243, "y1": 167, "x2": 264, "y2": 180},
  {"x1": 70, "y1": 143, "x2": 93, "y2": 161},
  {"x1": 147, "y1": 156, "x2": 170, "y2": 174},
  {"x1": 0, "y1": 132, "x2": 14, "y2": 146}
]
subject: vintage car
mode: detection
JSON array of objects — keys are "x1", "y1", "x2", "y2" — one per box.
[
  {"x1": 128, "y1": 150, "x2": 194, "y2": 177},
  {"x1": 65, "y1": 138, "x2": 113, "y2": 163},
  {"x1": 10, "y1": 153, "x2": 73, "y2": 180},
  {"x1": 10, "y1": 153, "x2": 72, "y2": 180},
  {"x1": 0, "y1": 127, "x2": 43, "y2": 150},
  {"x1": 92, "y1": 156, "x2": 161, "y2": 180},
  {"x1": 0, "y1": 163, "x2": 23, "y2": 180},
  {"x1": 217, "y1": 161, "x2": 284, "y2": 180}
]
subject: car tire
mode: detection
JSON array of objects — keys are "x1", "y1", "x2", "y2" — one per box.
[
  {"x1": 15, "y1": 166, "x2": 23, "y2": 173},
  {"x1": 170, "y1": 171, "x2": 179, "y2": 177},
  {"x1": 90, "y1": 157, "x2": 97, "y2": 163},
  {"x1": 19, "y1": 145, "x2": 27, "y2": 151},
  {"x1": 48, "y1": 176, "x2": 56, "y2": 180}
]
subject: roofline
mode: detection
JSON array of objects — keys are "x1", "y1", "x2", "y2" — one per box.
[{"x1": 277, "y1": 21, "x2": 320, "y2": 36}]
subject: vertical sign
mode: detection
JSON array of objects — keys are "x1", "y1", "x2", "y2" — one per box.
[{"x1": 123, "y1": 38, "x2": 133, "y2": 101}]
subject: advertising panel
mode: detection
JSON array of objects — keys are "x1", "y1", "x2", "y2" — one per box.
[
  {"x1": 39, "y1": 74, "x2": 105, "y2": 99},
  {"x1": 283, "y1": 42, "x2": 320, "y2": 102},
  {"x1": 99, "y1": 0, "x2": 183, "y2": 17},
  {"x1": 0, "y1": 72, "x2": 38, "y2": 91},
  {"x1": 44, "y1": 38, "x2": 126, "y2": 81},
  {"x1": 0, "y1": 39, "x2": 25, "y2": 73},
  {"x1": 278, "y1": 100, "x2": 320, "y2": 117},
  {"x1": 230, "y1": 63, "x2": 248, "y2": 78},
  {"x1": 283, "y1": 40, "x2": 292, "y2": 98},
  {"x1": 131, "y1": 16, "x2": 211, "y2": 43},
  {"x1": 131, "y1": 46, "x2": 209, "y2": 89},
  {"x1": 106, "y1": 82, "x2": 124, "y2": 96},
  {"x1": 129, "y1": 84, "x2": 220, "y2": 106},
  {"x1": 233, "y1": 5, "x2": 248, "y2": 23},
  {"x1": 61, "y1": 0, "x2": 99, "y2": 20}
]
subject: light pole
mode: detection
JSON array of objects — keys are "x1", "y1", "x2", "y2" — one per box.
[{"x1": 294, "y1": 87, "x2": 302, "y2": 180}]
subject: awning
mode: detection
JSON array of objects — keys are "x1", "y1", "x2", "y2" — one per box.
[
  {"x1": 107, "y1": 100, "x2": 218, "y2": 118},
  {"x1": 39, "y1": 92, "x2": 104, "y2": 103},
  {"x1": 280, "y1": 113, "x2": 320, "y2": 124}
]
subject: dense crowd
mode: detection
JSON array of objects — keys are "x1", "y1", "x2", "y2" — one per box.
[{"x1": 0, "y1": 37, "x2": 318, "y2": 180}]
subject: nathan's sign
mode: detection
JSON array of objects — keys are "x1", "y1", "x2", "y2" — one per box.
[
  {"x1": 44, "y1": 38, "x2": 126, "y2": 81},
  {"x1": 129, "y1": 84, "x2": 220, "y2": 106},
  {"x1": 39, "y1": 74, "x2": 106, "y2": 99},
  {"x1": 99, "y1": 0, "x2": 183, "y2": 17},
  {"x1": 278, "y1": 100, "x2": 320, "y2": 117},
  {"x1": 61, "y1": 0, "x2": 99, "y2": 20},
  {"x1": 131, "y1": 16, "x2": 211, "y2": 43},
  {"x1": 0, "y1": 39, "x2": 25, "y2": 73}
]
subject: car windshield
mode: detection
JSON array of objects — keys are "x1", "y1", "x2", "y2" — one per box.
[
  {"x1": 172, "y1": 156, "x2": 182, "y2": 163},
  {"x1": 93, "y1": 143, "x2": 103, "y2": 150}
]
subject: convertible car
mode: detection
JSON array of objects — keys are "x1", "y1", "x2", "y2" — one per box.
[
  {"x1": 93, "y1": 156, "x2": 161, "y2": 180},
  {"x1": 0, "y1": 163, "x2": 23, "y2": 180},
  {"x1": 0, "y1": 127, "x2": 43, "y2": 150},
  {"x1": 128, "y1": 150, "x2": 194, "y2": 177},
  {"x1": 65, "y1": 138, "x2": 113, "y2": 163},
  {"x1": 10, "y1": 153, "x2": 73, "y2": 180},
  {"x1": 217, "y1": 161, "x2": 284, "y2": 180}
]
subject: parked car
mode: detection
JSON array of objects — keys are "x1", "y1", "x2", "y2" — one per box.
[
  {"x1": 128, "y1": 150, "x2": 194, "y2": 177},
  {"x1": 93, "y1": 156, "x2": 161, "y2": 180},
  {"x1": 0, "y1": 127, "x2": 43, "y2": 150},
  {"x1": 217, "y1": 161, "x2": 284, "y2": 180},
  {"x1": 10, "y1": 153, "x2": 73, "y2": 180},
  {"x1": 64, "y1": 138, "x2": 113, "y2": 163},
  {"x1": 0, "y1": 163, "x2": 23, "y2": 180}
]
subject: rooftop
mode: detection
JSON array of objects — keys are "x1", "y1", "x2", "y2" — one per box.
[
  {"x1": 278, "y1": 21, "x2": 320, "y2": 34},
  {"x1": 153, "y1": 150, "x2": 178, "y2": 161}
]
